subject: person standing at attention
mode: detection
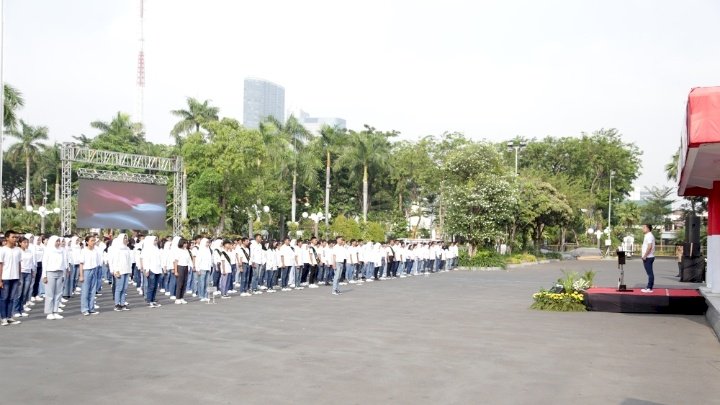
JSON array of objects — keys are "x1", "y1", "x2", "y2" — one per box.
[
  {"x1": 78, "y1": 235, "x2": 102, "y2": 315},
  {"x1": 641, "y1": 224, "x2": 656, "y2": 293}
]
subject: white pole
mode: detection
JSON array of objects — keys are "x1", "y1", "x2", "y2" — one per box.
[{"x1": 0, "y1": 0, "x2": 5, "y2": 230}]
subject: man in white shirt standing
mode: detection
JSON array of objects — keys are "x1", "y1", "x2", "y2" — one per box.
[
  {"x1": 250, "y1": 234, "x2": 264, "y2": 295},
  {"x1": 641, "y1": 224, "x2": 656, "y2": 293},
  {"x1": 0, "y1": 230, "x2": 23, "y2": 325},
  {"x1": 79, "y1": 235, "x2": 103, "y2": 315},
  {"x1": 332, "y1": 236, "x2": 348, "y2": 295}
]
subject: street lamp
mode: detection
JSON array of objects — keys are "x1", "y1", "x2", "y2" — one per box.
[
  {"x1": 506, "y1": 139, "x2": 527, "y2": 175},
  {"x1": 26, "y1": 205, "x2": 60, "y2": 234},
  {"x1": 608, "y1": 170, "x2": 615, "y2": 232},
  {"x1": 309, "y1": 211, "x2": 324, "y2": 237}
]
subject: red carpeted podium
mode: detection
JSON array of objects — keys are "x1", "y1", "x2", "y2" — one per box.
[{"x1": 584, "y1": 287, "x2": 707, "y2": 314}]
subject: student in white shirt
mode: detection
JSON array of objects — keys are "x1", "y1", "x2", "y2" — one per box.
[
  {"x1": 278, "y1": 238, "x2": 294, "y2": 291},
  {"x1": 109, "y1": 233, "x2": 133, "y2": 311},
  {"x1": 332, "y1": 236, "x2": 349, "y2": 295},
  {"x1": 641, "y1": 224, "x2": 656, "y2": 293},
  {"x1": 218, "y1": 240, "x2": 234, "y2": 299},
  {"x1": 173, "y1": 237, "x2": 192, "y2": 304},
  {"x1": 31, "y1": 235, "x2": 46, "y2": 302},
  {"x1": 15, "y1": 235, "x2": 35, "y2": 318},
  {"x1": 140, "y1": 235, "x2": 164, "y2": 308},
  {"x1": 0, "y1": 230, "x2": 23, "y2": 325},
  {"x1": 250, "y1": 234, "x2": 265, "y2": 294},
  {"x1": 264, "y1": 241, "x2": 278, "y2": 293},
  {"x1": 307, "y1": 237, "x2": 320, "y2": 288},
  {"x1": 42, "y1": 236, "x2": 66, "y2": 320},
  {"x1": 78, "y1": 235, "x2": 103, "y2": 315}
]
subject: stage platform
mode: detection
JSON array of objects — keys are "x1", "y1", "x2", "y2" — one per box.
[{"x1": 584, "y1": 287, "x2": 708, "y2": 315}]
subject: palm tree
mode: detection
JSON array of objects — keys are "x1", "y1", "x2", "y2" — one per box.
[
  {"x1": 3, "y1": 84, "x2": 25, "y2": 130},
  {"x1": 265, "y1": 115, "x2": 311, "y2": 223},
  {"x1": 335, "y1": 125, "x2": 392, "y2": 222},
  {"x1": 90, "y1": 112, "x2": 145, "y2": 153},
  {"x1": 8, "y1": 120, "x2": 49, "y2": 207},
  {"x1": 318, "y1": 125, "x2": 345, "y2": 227},
  {"x1": 170, "y1": 97, "x2": 219, "y2": 143},
  {"x1": 72, "y1": 134, "x2": 93, "y2": 146}
]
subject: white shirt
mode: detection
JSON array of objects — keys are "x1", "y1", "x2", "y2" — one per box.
[
  {"x1": 250, "y1": 241, "x2": 263, "y2": 265},
  {"x1": 20, "y1": 249, "x2": 35, "y2": 273},
  {"x1": 174, "y1": 249, "x2": 193, "y2": 267},
  {"x1": 279, "y1": 245, "x2": 295, "y2": 267},
  {"x1": 79, "y1": 247, "x2": 103, "y2": 270},
  {"x1": 642, "y1": 232, "x2": 655, "y2": 258},
  {"x1": 0, "y1": 246, "x2": 21, "y2": 280},
  {"x1": 333, "y1": 245, "x2": 349, "y2": 263}
]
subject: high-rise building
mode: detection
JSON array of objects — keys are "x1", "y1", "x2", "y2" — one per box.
[{"x1": 243, "y1": 78, "x2": 285, "y2": 129}]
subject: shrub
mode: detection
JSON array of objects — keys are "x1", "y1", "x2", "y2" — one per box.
[
  {"x1": 459, "y1": 249, "x2": 507, "y2": 269},
  {"x1": 540, "y1": 252, "x2": 562, "y2": 260},
  {"x1": 507, "y1": 253, "x2": 537, "y2": 264}
]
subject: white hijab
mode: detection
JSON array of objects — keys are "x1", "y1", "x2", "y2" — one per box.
[{"x1": 42, "y1": 235, "x2": 64, "y2": 271}]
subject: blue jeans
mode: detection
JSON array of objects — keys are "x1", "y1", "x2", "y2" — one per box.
[
  {"x1": 16, "y1": 272, "x2": 33, "y2": 313},
  {"x1": 294, "y1": 265, "x2": 302, "y2": 287},
  {"x1": 197, "y1": 271, "x2": 209, "y2": 299},
  {"x1": 63, "y1": 264, "x2": 78, "y2": 296},
  {"x1": 333, "y1": 262, "x2": 345, "y2": 292},
  {"x1": 94, "y1": 266, "x2": 104, "y2": 293},
  {"x1": 146, "y1": 272, "x2": 160, "y2": 303},
  {"x1": 186, "y1": 269, "x2": 196, "y2": 293},
  {"x1": 364, "y1": 262, "x2": 374, "y2": 279},
  {"x1": 113, "y1": 274, "x2": 129, "y2": 306},
  {"x1": 241, "y1": 264, "x2": 252, "y2": 293},
  {"x1": 0, "y1": 278, "x2": 20, "y2": 319},
  {"x1": 643, "y1": 257, "x2": 655, "y2": 289},
  {"x1": 167, "y1": 272, "x2": 177, "y2": 297},
  {"x1": 345, "y1": 263, "x2": 354, "y2": 281},
  {"x1": 252, "y1": 264, "x2": 264, "y2": 291},
  {"x1": 80, "y1": 267, "x2": 98, "y2": 313},
  {"x1": 265, "y1": 269, "x2": 276, "y2": 289}
]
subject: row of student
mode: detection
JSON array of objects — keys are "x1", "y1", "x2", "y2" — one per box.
[{"x1": 0, "y1": 230, "x2": 459, "y2": 325}]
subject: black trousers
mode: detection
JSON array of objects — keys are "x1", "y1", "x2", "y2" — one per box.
[
  {"x1": 301, "y1": 263, "x2": 310, "y2": 283},
  {"x1": 175, "y1": 266, "x2": 188, "y2": 299},
  {"x1": 32, "y1": 262, "x2": 43, "y2": 297},
  {"x1": 308, "y1": 264, "x2": 318, "y2": 284}
]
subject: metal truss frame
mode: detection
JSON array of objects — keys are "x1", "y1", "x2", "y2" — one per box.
[
  {"x1": 60, "y1": 143, "x2": 185, "y2": 235},
  {"x1": 76, "y1": 168, "x2": 169, "y2": 185}
]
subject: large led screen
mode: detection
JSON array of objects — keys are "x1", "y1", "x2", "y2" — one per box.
[{"x1": 77, "y1": 179, "x2": 167, "y2": 230}]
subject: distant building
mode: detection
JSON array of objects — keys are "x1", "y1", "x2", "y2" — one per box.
[
  {"x1": 243, "y1": 78, "x2": 285, "y2": 129},
  {"x1": 293, "y1": 109, "x2": 346, "y2": 134}
]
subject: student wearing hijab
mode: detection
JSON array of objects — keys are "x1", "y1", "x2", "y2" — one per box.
[
  {"x1": 31, "y1": 234, "x2": 46, "y2": 302},
  {"x1": 109, "y1": 233, "x2": 133, "y2": 311},
  {"x1": 194, "y1": 238, "x2": 212, "y2": 302},
  {"x1": 78, "y1": 235, "x2": 102, "y2": 315},
  {"x1": 42, "y1": 236, "x2": 65, "y2": 320},
  {"x1": 172, "y1": 237, "x2": 191, "y2": 304},
  {"x1": 140, "y1": 235, "x2": 163, "y2": 308}
]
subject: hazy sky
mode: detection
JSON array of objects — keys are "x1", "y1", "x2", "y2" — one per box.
[{"x1": 3, "y1": 0, "x2": 720, "y2": 197}]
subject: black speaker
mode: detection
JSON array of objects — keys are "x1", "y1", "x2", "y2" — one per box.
[
  {"x1": 683, "y1": 242, "x2": 701, "y2": 257},
  {"x1": 680, "y1": 256, "x2": 705, "y2": 282},
  {"x1": 685, "y1": 214, "x2": 700, "y2": 244}
]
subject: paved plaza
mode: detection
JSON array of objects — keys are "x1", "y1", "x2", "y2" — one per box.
[{"x1": 1, "y1": 258, "x2": 719, "y2": 405}]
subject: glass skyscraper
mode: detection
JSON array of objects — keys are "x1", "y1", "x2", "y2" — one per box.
[{"x1": 243, "y1": 78, "x2": 285, "y2": 129}]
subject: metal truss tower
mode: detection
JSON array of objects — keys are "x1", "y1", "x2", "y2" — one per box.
[
  {"x1": 135, "y1": 0, "x2": 145, "y2": 127},
  {"x1": 60, "y1": 143, "x2": 186, "y2": 236}
]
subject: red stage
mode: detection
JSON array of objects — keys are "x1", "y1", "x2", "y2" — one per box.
[{"x1": 584, "y1": 287, "x2": 707, "y2": 314}]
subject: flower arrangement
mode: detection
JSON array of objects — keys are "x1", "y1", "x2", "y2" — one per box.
[{"x1": 530, "y1": 270, "x2": 595, "y2": 312}]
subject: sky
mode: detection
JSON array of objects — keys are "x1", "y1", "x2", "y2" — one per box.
[{"x1": 2, "y1": 0, "x2": 720, "y2": 198}]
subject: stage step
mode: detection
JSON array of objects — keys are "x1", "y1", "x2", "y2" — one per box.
[{"x1": 584, "y1": 287, "x2": 708, "y2": 315}]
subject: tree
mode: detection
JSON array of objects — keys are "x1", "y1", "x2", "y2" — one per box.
[
  {"x1": 90, "y1": 112, "x2": 146, "y2": 154},
  {"x1": 264, "y1": 115, "x2": 312, "y2": 224},
  {"x1": 335, "y1": 125, "x2": 394, "y2": 222},
  {"x1": 665, "y1": 148, "x2": 679, "y2": 181},
  {"x1": 640, "y1": 186, "x2": 674, "y2": 227},
  {"x1": 616, "y1": 201, "x2": 641, "y2": 232},
  {"x1": 3, "y1": 84, "x2": 25, "y2": 130},
  {"x1": 170, "y1": 97, "x2": 220, "y2": 143},
  {"x1": 72, "y1": 134, "x2": 93, "y2": 146},
  {"x1": 442, "y1": 142, "x2": 516, "y2": 253},
  {"x1": 182, "y1": 118, "x2": 265, "y2": 234},
  {"x1": 515, "y1": 177, "x2": 573, "y2": 250},
  {"x1": 318, "y1": 124, "x2": 345, "y2": 228},
  {"x1": 8, "y1": 120, "x2": 49, "y2": 207}
]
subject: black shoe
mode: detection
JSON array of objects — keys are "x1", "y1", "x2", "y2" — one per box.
[
  {"x1": 113, "y1": 305, "x2": 122, "y2": 312},
  {"x1": 121, "y1": 305, "x2": 130, "y2": 311}
]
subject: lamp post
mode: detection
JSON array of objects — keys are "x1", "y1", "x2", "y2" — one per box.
[
  {"x1": 608, "y1": 170, "x2": 614, "y2": 233},
  {"x1": 506, "y1": 139, "x2": 527, "y2": 175},
  {"x1": 309, "y1": 211, "x2": 324, "y2": 237},
  {"x1": 26, "y1": 205, "x2": 60, "y2": 234}
]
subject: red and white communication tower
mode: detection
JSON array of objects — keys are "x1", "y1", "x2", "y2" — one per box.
[{"x1": 135, "y1": 0, "x2": 145, "y2": 129}]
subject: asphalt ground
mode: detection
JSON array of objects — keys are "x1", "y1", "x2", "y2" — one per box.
[{"x1": 1, "y1": 258, "x2": 719, "y2": 405}]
